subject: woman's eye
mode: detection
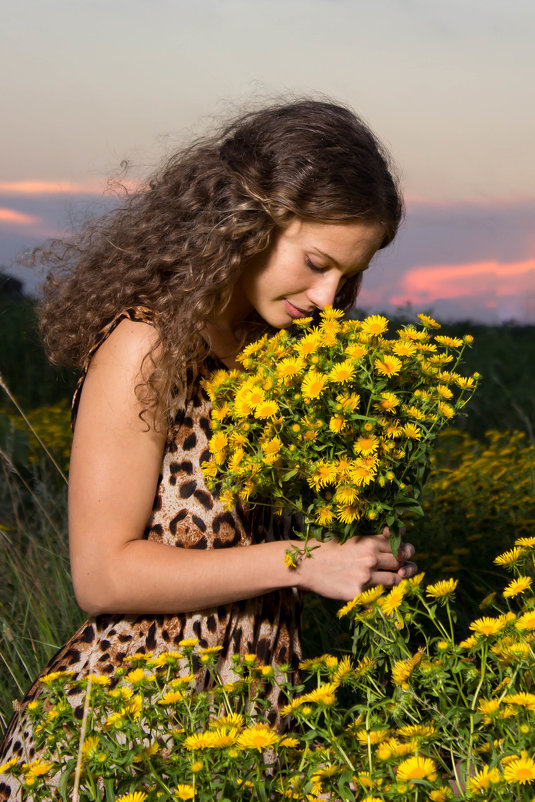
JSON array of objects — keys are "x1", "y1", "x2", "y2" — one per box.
[{"x1": 305, "y1": 257, "x2": 328, "y2": 273}]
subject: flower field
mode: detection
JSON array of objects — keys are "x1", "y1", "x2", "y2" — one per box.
[{"x1": 0, "y1": 298, "x2": 534, "y2": 799}]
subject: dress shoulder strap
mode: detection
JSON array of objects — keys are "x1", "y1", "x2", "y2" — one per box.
[{"x1": 71, "y1": 306, "x2": 154, "y2": 429}]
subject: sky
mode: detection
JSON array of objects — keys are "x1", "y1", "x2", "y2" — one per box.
[{"x1": 1, "y1": 0, "x2": 534, "y2": 322}]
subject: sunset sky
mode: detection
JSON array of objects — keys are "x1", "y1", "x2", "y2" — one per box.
[{"x1": 1, "y1": 0, "x2": 534, "y2": 322}]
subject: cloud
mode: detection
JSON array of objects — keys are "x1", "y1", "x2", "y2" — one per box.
[
  {"x1": 0, "y1": 180, "x2": 139, "y2": 196},
  {"x1": 389, "y1": 259, "x2": 535, "y2": 306},
  {"x1": 0, "y1": 208, "x2": 41, "y2": 226}
]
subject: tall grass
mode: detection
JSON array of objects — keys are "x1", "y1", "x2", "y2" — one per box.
[{"x1": 0, "y1": 393, "x2": 82, "y2": 735}]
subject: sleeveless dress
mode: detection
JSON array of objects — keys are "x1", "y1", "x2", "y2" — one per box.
[{"x1": 0, "y1": 308, "x2": 302, "y2": 799}]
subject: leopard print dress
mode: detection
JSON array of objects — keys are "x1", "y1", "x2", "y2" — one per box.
[{"x1": 0, "y1": 308, "x2": 302, "y2": 798}]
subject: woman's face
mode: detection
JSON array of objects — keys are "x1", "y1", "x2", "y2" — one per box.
[{"x1": 236, "y1": 218, "x2": 385, "y2": 329}]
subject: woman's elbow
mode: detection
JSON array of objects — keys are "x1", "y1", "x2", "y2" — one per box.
[{"x1": 71, "y1": 562, "x2": 117, "y2": 616}]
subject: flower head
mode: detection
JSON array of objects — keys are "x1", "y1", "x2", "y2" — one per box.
[
  {"x1": 396, "y1": 755, "x2": 437, "y2": 782},
  {"x1": 425, "y1": 578, "x2": 458, "y2": 600},
  {"x1": 503, "y1": 755, "x2": 535, "y2": 784}
]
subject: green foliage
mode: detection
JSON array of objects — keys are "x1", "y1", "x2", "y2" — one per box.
[
  {"x1": 0, "y1": 435, "x2": 82, "y2": 734},
  {"x1": 5, "y1": 550, "x2": 535, "y2": 799},
  {"x1": 0, "y1": 297, "x2": 76, "y2": 410}
]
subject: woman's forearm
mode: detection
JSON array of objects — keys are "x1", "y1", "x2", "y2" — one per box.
[{"x1": 73, "y1": 537, "x2": 296, "y2": 616}]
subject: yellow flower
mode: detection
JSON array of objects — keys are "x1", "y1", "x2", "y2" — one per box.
[
  {"x1": 494, "y1": 546, "x2": 526, "y2": 566},
  {"x1": 301, "y1": 370, "x2": 328, "y2": 400},
  {"x1": 467, "y1": 765, "x2": 501, "y2": 792},
  {"x1": 321, "y1": 305, "x2": 345, "y2": 321},
  {"x1": 336, "y1": 504, "x2": 361, "y2": 524},
  {"x1": 515, "y1": 536, "x2": 535, "y2": 548},
  {"x1": 201, "y1": 459, "x2": 217, "y2": 480},
  {"x1": 276, "y1": 357, "x2": 305, "y2": 378},
  {"x1": 503, "y1": 576, "x2": 532, "y2": 598},
  {"x1": 116, "y1": 794, "x2": 148, "y2": 802},
  {"x1": 183, "y1": 732, "x2": 214, "y2": 751},
  {"x1": 361, "y1": 314, "x2": 389, "y2": 335},
  {"x1": 456, "y1": 374, "x2": 477, "y2": 389},
  {"x1": 396, "y1": 755, "x2": 437, "y2": 781},
  {"x1": 126, "y1": 667, "x2": 147, "y2": 684},
  {"x1": 126, "y1": 694, "x2": 143, "y2": 719},
  {"x1": 174, "y1": 784, "x2": 196, "y2": 800},
  {"x1": 437, "y1": 401, "x2": 454, "y2": 419},
  {"x1": 158, "y1": 690, "x2": 185, "y2": 705},
  {"x1": 417, "y1": 313, "x2": 441, "y2": 329},
  {"x1": 310, "y1": 461, "x2": 338, "y2": 489},
  {"x1": 261, "y1": 436, "x2": 282, "y2": 464},
  {"x1": 376, "y1": 391, "x2": 400, "y2": 411},
  {"x1": 436, "y1": 384, "x2": 453, "y2": 399},
  {"x1": 469, "y1": 615, "x2": 507, "y2": 636},
  {"x1": 81, "y1": 735, "x2": 100, "y2": 761},
  {"x1": 179, "y1": 638, "x2": 199, "y2": 647},
  {"x1": 233, "y1": 387, "x2": 254, "y2": 417},
  {"x1": 329, "y1": 414, "x2": 346, "y2": 433},
  {"x1": 0, "y1": 757, "x2": 19, "y2": 774},
  {"x1": 354, "y1": 434, "x2": 379, "y2": 455},
  {"x1": 515, "y1": 610, "x2": 535, "y2": 630},
  {"x1": 375, "y1": 355, "x2": 402, "y2": 377},
  {"x1": 404, "y1": 405, "x2": 427, "y2": 421},
  {"x1": 356, "y1": 729, "x2": 389, "y2": 745},
  {"x1": 208, "y1": 726, "x2": 240, "y2": 748},
  {"x1": 402, "y1": 421, "x2": 422, "y2": 439},
  {"x1": 503, "y1": 755, "x2": 535, "y2": 784},
  {"x1": 429, "y1": 786, "x2": 453, "y2": 801},
  {"x1": 333, "y1": 655, "x2": 352, "y2": 684},
  {"x1": 329, "y1": 360, "x2": 356, "y2": 384},
  {"x1": 477, "y1": 698, "x2": 501, "y2": 724},
  {"x1": 376, "y1": 737, "x2": 412, "y2": 761},
  {"x1": 349, "y1": 461, "x2": 376, "y2": 487},
  {"x1": 345, "y1": 342, "x2": 367, "y2": 359},
  {"x1": 316, "y1": 505, "x2": 335, "y2": 525},
  {"x1": 247, "y1": 385, "x2": 266, "y2": 407},
  {"x1": 208, "y1": 431, "x2": 227, "y2": 454},
  {"x1": 391, "y1": 652, "x2": 422, "y2": 688},
  {"x1": 22, "y1": 759, "x2": 55, "y2": 778},
  {"x1": 396, "y1": 722, "x2": 435, "y2": 738},
  {"x1": 39, "y1": 670, "x2": 73, "y2": 685},
  {"x1": 237, "y1": 724, "x2": 280, "y2": 750},
  {"x1": 335, "y1": 485, "x2": 358, "y2": 505},
  {"x1": 280, "y1": 737, "x2": 300, "y2": 747},
  {"x1": 85, "y1": 673, "x2": 111, "y2": 686},
  {"x1": 254, "y1": 400, "x2": 279, "y2": 419},
  {"x1": 503, "y1": 692, "x2": 535, "y2": 711},
  {"x1": 301, "y1": 682, "x2": 338, "y2": 706},
  {"x1": 425, "y1": 578, "x2": 458, "y2": 600},
  {"x1": 392, "y1": 340, "x2": 417, "y2": 357},
  {"x1": 434, "y1": 334, "x2": 463, "y2": 347},
  {"x1": 381, "y1": 584, "x2": 406, "y2": 615},
  {"x1": 284, "y1": 551, "x2": 297, "y2": 569}
]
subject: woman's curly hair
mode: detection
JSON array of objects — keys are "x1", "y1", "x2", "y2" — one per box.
[{"x1": 39, "y1": 99, "x2": 403, "y2": 421}]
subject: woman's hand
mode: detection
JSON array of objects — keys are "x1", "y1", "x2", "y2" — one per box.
[{"x1": 293, "y1": 528, "x2": 417, "y2": 601}]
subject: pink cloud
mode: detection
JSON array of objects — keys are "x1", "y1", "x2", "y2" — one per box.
[
  {"x1": 389, "y1": 259, "x2": 535, "y2": 306},
  {"x1": 0, "y1": 208, "x2": 41, "y2": 226},
  {"x1": 0, "y1": 179, "x2": 140, "y2": 196}
]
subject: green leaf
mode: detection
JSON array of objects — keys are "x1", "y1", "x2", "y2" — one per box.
[{"x1": 58, "y1": 758, "x2": 77, "y2": 801}]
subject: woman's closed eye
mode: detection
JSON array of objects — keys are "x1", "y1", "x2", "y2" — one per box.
[{"x1": 305, "y1": 256, "x2": 329, "y2": 273}]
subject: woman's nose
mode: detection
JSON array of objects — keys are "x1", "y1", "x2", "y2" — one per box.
[{"x1": 307, "y1": 273, "x2": 340, "y2": 310}]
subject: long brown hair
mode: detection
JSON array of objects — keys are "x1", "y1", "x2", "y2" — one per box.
[{"x1": 39, "y1": 99, "x2": 403, "y2": 418}]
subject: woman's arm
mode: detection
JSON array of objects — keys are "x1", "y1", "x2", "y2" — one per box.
[{"x1": 69, "y1": 320, "x2": 416, "y2": 616}]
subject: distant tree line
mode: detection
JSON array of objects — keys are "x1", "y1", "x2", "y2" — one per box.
[{"x1": 1, "y1": 275, "x2": 534, "y2": 440}]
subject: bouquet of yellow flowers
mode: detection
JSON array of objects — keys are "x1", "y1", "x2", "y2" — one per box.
[{"x1": 201, "y1": 308, "x2": 479, "y2": 557}]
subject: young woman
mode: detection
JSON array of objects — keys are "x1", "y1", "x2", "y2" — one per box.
[{"x1": 0, "y1": 99, "x2": 417, "y2": 788}]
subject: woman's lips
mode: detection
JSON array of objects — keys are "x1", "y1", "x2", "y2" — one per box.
[{"x1": 284, "y1": 299, "x2": 309, "y2": 318}]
